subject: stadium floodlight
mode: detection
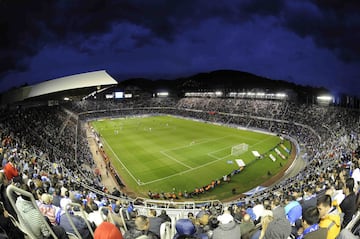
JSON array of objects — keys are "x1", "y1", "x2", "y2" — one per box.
[
  {"x1": 275, "y1": 93, "x2": 287, "y2": 99},
  {"x1": 317, "y1": 95, "x2": 333, "y2": 105},
  {"x1": 317, "y1": 95, "x2": 333, "y2": 101},
  {"x1": 157, "y1": 92, "x2": 169, "y2": 97}
]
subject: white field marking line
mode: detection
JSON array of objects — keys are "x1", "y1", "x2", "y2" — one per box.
[
  {"x1": 142, "y1": 151, "x2": 232, "y2": 185},
  {"x1": 158, "y1": 136, "x2": 230, "y2": 170},
  {"x1": 206, "y1": 134, "x2": 259, "y2": 155},
  {"x1": 159, "y1": 151, "x2": 192, "y2": 169},
  {"x1": 207, "y1": 135, "x2": 276, "y2": 160},
  {"x1": 101, "y1": 137, "x2": 141, "y2": 186},
  {"x1": 144, "y1": 137, "x2": 230, "y2": 185},
  {"x1": 162, "y1": 136, "x2": 231, "y2": 153},
  {"x1": 143, "y1": 136, "x2": 276, "y2": 185}
]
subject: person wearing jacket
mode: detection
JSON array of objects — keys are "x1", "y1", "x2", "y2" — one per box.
[
  {"x1": 317, "y1": 195, "x2": 341, "y2": 239},
  {"x1": 15, "y1": 183, "x2": 68, "y2": 239},
  {"x1": 340, "y1": 177, "x2": 357, "y2": 228},
  {"x1": 212, "y1": 207, "x2": 241, "y2": 239},
  {"x1": 297, "y1": 206, "x2": 327, "y2": 239},
  {"x1": 124, "y1": 215, "x2": 159, "y2": 239},
  {"x1": 58, "y1": 207, "x2": 93, "y2": 239},
  {"x1": 3, "y1": 157, "x2": 18, "y2": 181}
]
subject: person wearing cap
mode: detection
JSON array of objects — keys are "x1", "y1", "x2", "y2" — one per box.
[
  {"x1": 212, "y1": 207, "x2": 241, "y2": 239},
  {"x1": 173, "y1": 218, "x2": 198, "y2": 239},
  {"x1": 94, "y1": 221, "x2": 123, "y2": 239}
]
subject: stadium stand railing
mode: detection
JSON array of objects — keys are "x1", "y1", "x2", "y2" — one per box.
[
  {"x1": 6, "y1": 184, "x2": 60, "y2": 239},
  {"x1": 64, "y1": 202, "x2": 94, "y2": 239}
]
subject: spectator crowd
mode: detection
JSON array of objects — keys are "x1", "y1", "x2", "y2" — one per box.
[{"x1": 0, "y1": 96, "x2": 359, "y2": 238}]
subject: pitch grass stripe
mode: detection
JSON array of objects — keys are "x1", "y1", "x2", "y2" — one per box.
[
  {"x1": 160, "y1": 150, "x2": 192, "y2": 169},
  {"x1": 159, "y1": 135, "x2": 234, "y2": 169},
  {"x1": 141, "y1": 134, "x2": 275, "y2": 186},
  {"x1": 101, "y1": 136, "x2": 141, "y2": 185},
  {"x1": 162, "y1": 136, "x2": 231, "y2": 152}
]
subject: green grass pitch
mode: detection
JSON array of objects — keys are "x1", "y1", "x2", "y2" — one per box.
[{"x1": 91, "y1": 115, "x2": 291, "y2": 200}]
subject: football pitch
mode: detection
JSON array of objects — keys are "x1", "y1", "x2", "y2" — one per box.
[{"x1": 91, "y1": 115, "x2": 292, "y2": 200}]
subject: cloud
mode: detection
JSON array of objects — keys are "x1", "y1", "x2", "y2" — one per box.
[{"x1": 0, "y1": 0, "x2": 359, "y2": 95}]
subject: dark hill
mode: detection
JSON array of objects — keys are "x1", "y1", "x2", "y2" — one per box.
[{"x1": 117, "y1": 69, "x2": 329, "y2": 98}]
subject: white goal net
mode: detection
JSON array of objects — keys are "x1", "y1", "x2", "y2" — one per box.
[{"x1": 231, "y1": 143, "x2": 249, "y2": 156}]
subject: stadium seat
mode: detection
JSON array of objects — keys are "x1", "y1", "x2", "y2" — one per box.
[
  {"x1": 64, "y1": 202, "x2": 95, "y2": 239},
  {"x1": 6, "y1": 184, "x2": 59, "y2": 239},
  {"x1": 119, "y1": 207, "x2": 129, "y2": 231},
  {"x1": 160, "y1": 221, "x2": 171, "y2": 239}
]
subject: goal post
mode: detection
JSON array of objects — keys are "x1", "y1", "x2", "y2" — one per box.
[{"x1": 231, "y1": 143, "x2": 249, "y2": 156}]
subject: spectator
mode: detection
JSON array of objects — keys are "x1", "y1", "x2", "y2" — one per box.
[
  {"x1": 148, "y1": 209, "x2": 164, "y2": 238},
  {"x1": 15, "y1": 183, "x2": 68, "y2": 239},
  {"x1": 212, "y1": 207, "x2": 241, "y2": 239},
  {"x1": 270, "y1": 197, "x2": 286, "y2": 220},
  {"x1": 0, "y1": 201, "x2": 24, "y2": 239},
  {"x1": 264, "y1": 215, "x2": 292, "y2": 239},
  {"x1": 60, "y1": 190, "x2": 72, "y2": 210},
  {"x1": 58, "y1": 205, "x2": 93, "y2": 239},
  {"x1": 340, "y1": 177, "x2": 357, "y2": 228},
  {"x1": 317, "y1": 195, "x2": 341, "y2": 239},
  {"x1": 87, "y1": 203, "x2": 105, "y2": 227},
  {"x1": 38, "y1": 193, "x2": 59, "y2": 225},
  {"x1": 194, "y1": 212, "x2": 210, "y2": 239},
  {"x1": 94, "y1": 221, "x2": 123, "y2": 239},
  {"x1": 124, "y1": 215, "x2": 159, "y2": 239},
  {"x1": 297, "y1": 206, "x2": 327, "y2": 239},
  {"x1": 301, "y1": 186, "x2": 317, "y2": 211},
  {"x1": 52, "y1": 187, "x2": 62, "y2": 208},
  {"x1": 187, "y1": 212, "x2": 195, "y2": 224},
  {"x1": 0, "y1": 172, "x2": 17, "y2": 219},
  {"x1": 158, "y1": 209, "x2": 171, "y2": 223},
  {"x1": 3, "y1": 157, "x2": 18, "y2": 181},
  {"x1": 239, "y1": 214, "x2": 255, "y2": 237},
  {"x1": 284, "y1": 195, "x2": 302, "y2": 225},
  {"x1": 173, "y1": 218, "x2": 198, "y2": 239}
]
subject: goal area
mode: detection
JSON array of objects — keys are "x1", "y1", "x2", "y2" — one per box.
[{"x1": 231, "y1": 143, "x2": 249, "y2": 156}]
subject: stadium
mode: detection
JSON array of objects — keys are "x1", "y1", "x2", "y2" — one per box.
[{"x1": 0, "y1": 70, "x2": 359, "y2": 239}]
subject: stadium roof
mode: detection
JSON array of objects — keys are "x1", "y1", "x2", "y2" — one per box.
[{"x1": 1, "y1": 70, "x2": 118, "y2": 105}]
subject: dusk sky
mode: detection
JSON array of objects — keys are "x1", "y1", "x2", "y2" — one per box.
[{"x1": 1, "y1": 0, "x2": 360, "y2": 96}]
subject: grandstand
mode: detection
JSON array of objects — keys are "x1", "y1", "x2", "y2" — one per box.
[{"x1": 0, "y1": 73, "x2": 359, "y2": 238}]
